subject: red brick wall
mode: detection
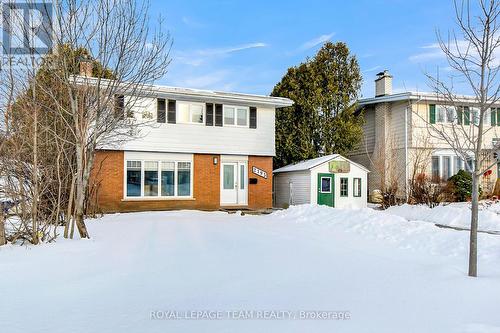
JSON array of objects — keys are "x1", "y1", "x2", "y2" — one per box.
[
  {"x1": 248, "y1": 156, "x2": 273, "y2": 209},
  {"x1": 91, "y1": 151, "x2": 273, "y2": 212}
]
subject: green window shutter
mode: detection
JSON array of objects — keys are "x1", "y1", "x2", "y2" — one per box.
[
  {"x1": 491, "y1": 109, "x2": 497, "y2": 126},
  {"x1": 457, "y1": 107, "x2": 463, "y2": 125},
  {"x1": 429, "y1": 104, "x2": 436, "y2": 124},
  {"x1": 464, "y1": 107, "x2": 470, "y2": 125},
  {"x1": 497, "y1": 108, "x2": 500, "y2": 126}
]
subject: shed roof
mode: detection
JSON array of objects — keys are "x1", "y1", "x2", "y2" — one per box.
[{"x1": 273, "y1": 154, "x2": 370, "y2": 173}]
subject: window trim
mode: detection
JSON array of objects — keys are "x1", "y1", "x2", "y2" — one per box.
[
  {"x1": 340, "y1": 177, "x2": 348, "y2": 197},
  {"x1": 176, "y1": 101, "x2": 205, "y2": 125},
  {"x1": 223, "y1": 105, "x2": 250, "y2": 127},
  {"x1": 124, "y1": 159, "x2": 193, "y2": 199},
  {"x1": 353, "y1": 178, "x2": 362, "y2": 197}
]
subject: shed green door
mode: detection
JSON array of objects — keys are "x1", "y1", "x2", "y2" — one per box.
[{"x1": 317, "y1": 173, "x2": 334, "y2": 207}]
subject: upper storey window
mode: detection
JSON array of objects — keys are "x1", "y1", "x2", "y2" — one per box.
[
  {"x1": 177, "y1": 102, "x2": 204, "y2": 124},
  {"x1": 224, "y1": 105, "x2": 248, "y2": 127}
]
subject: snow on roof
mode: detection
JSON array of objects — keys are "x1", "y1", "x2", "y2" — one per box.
[
  {"x1": 273, "y1": 154, "x2": 369, "y2": 173},
  {"x1": 71, "y1": 75, "x2": 294, "y2": 107},
  {"x1": 357, "y1": 91, "x2": 495, "y2": 106}
]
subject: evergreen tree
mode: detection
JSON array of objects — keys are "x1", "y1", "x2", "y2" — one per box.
[{"x1": 272, "y1": 42, "x2": 364, "y2": 168}]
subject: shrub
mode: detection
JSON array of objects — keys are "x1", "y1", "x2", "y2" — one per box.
[
  {"x1": 447, "y1": 170, "x2": 479, "y2": 202},
  {"x1": 409, "y1": 173, "x2": 445, "y2": 208}
]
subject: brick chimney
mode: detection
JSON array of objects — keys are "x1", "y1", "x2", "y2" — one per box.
[
  {"x1": 375, "y1": 70, "x2": 392, "y2": 97},
  {"x1": 79, "y1": 60, "x2": 93, "y2": 77}
]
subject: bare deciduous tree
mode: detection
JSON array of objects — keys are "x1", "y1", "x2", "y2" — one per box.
[
  {"x1": 424, "y1": 0, "x2": 500, "y2": 277},
  {"x1": 0, "y1": 0, "x2": 171, "y2": 244}
]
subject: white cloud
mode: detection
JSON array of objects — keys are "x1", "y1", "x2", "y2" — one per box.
[
  {"x1": 175, "y1": 42, "x2": 268, "y2": 67},
  {"x1": 363, "y1": 65, "x2": 381, "y2": 73},
  {"x1": 300, "y1": 33, "x2": 335, "y2": 50},
  {"x1": 196, "y1": 43, "x2": 268, "y2": 56},
  {"x1": 409, "y1": 40, "x2": 471, "y2": 62},
  {"x1": 181, "y1": 16, "x2": 204, "y2": 28}
]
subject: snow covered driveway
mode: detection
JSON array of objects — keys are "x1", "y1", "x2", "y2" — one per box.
[{"x1": 1, "y1": 205, "x2": 500, "y2": 333}]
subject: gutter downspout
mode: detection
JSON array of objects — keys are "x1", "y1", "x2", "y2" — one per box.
[{"x1": 405, "y1": 105, "x2": 409, "y2": 202}]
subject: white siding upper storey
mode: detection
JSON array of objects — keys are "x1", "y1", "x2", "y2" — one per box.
[{"x1": 84, "y1": 77, "x2": 293, "y2": 156}]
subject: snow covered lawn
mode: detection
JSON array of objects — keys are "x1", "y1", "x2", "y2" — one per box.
[
  {"x1": 385, "y1": 202, "x2": 500, "y2": 232},
  {"x1": 1, "y1": 205, "x2": 500, "y2": 333}
]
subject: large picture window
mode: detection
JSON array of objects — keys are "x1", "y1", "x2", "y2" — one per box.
[
  {"x1": 126, "y1": 161, "x2": 141, "y2": 197},
  {"x1": 125, "y1": 159, "x2": 192, "y2": 198},
  {"x1": 177, "y1": 162, "x2": 191, "y2": 196},
  {"x1": 144, "y1": 161, "x2": 159, "y2": 196},
  {"x1": 161, "y1": 162, "x2": 175, "y2": 196}
]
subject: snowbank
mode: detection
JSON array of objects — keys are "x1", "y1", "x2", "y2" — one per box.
[{"x1": 385, "y1": 203, "x2": 500, "y2": 232}]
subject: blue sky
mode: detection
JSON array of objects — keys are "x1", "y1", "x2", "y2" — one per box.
[{"x1": 151, "y1": 0, "x2": 461, "y2": 97}]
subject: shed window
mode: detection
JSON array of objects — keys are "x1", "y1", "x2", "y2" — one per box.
[
  {"x1": 353, "y1": 178, "x2": 361, "y2": 197},
  {"x1": 320, "y1": 177, "x2": 331, "y2": 193},
  {"x1": 340, "y1": 178, "x2": 348, "y2": 197}
]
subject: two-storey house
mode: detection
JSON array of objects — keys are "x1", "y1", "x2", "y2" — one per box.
[
  {"x1": 87, "y1": 70, "x2": 293, "y2": 212},
  {"x1": 349, "y1": 70, "x2": 500, "y2": 199}
]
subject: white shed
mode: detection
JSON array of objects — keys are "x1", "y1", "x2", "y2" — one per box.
[{"x1": 273, "y1": 154, "x2": 369, "y2": 209}]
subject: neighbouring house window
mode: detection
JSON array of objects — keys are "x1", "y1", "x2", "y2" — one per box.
[
  {"x1": 161, "y1": 162, "x2": 175, "y2": 196},
  {"x1": 466, "y1": 158, "x2": 474, "y2": 172},
  {"x1": 224, "y1": 105, "x2": 249, "y2": 126},
  {"x1": 431, "y1": 156, "x2": 440, "y2": 181},
  {"x1": 454, "y1": 156, "x2": 464, "y2": 174},
  {"x1": 125, "y1": 159, "x2": 192, "y2": 198},
  {"x1": 144, "y1": 161, "x2": 159, "y2": 196},
  {"x1": 442, "y1": 156, "x2": 451, "y2": 180},
  {"x1": 435, "y1": 105, "x2": 456, "y2": 123},
  {"x1": 340, "y1": 178, "x2": 348, "y2": 197},
  {"x1": 177, "y1": 101, "x2": 204, "y2": 124},
  {"x1": 353, "y1": 178, "x2": 361, "y2": 197},
  {"x1": 177, "y1": 162, "x2": 191, "y2": 196},
  {"x1": 432, "y1": 154, "x2": 473, "y2": 182},
  {"x1": 493, "y1": 138, "x2": 500, "y2": 149},
  {"x1": 126, "y1": 161, "x2": 141, "y2": 197}
]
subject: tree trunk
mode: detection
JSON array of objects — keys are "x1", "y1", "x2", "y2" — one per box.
[
  {"x1": 74, "y1": 168, "x2": 90, "y2": 239},
  {"x1": 63, "y1": 176, "x2": 76, "y2": 239},
  {"x1": 468, "y1": 173, "x2": 480, "y2": 277},
  {"x1": 0, "y1": 213, "x2": 6, "y2": 246}
]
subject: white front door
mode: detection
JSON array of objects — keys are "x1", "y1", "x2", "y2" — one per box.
[{"x1": 221, "y1": 161, "x2": 247, "y2": 206}]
